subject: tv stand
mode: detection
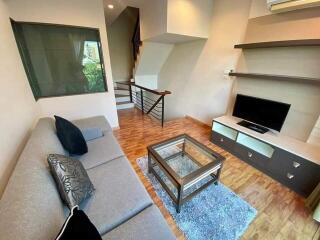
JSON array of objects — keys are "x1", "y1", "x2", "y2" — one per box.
[
  {"x1": 237, "y1": 120, "x2": 269, "y2": 134},
  {"x1": 211, "y1": 115, "x2": 320, "y2": 197}
]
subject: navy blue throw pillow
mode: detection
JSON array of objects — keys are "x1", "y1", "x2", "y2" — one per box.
[
  {"x1": 56, "y1": 206, "x2": 102, "y2": 240},
  {"x1": 54, "y1": 115, "x2": 88, "y2": 155}
]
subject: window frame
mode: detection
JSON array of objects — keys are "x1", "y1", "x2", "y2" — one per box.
[{"x1": 11, "y1": 19, "x2": 109, "y2": 100}]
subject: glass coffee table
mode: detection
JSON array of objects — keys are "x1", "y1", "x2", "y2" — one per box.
[{"x1": 147, "y1": 134, "x2": 225, "y2": 213}]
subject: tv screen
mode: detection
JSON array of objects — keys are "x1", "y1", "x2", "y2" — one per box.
[{"x1": 233, "y1": 94, "x2": 291, "y2": 131}]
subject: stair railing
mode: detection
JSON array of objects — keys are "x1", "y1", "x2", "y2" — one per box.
[{"x1": 117, "y1": 82, "x2": 171, "y2": 127}]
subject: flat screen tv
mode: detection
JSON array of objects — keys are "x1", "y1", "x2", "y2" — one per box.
[{"x1": 233, "y1": 94, "x2": 291, "y2": 132}]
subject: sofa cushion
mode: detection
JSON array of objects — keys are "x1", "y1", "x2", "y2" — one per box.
[
  {"x1": 55, "y1": 116, "x2": 88, "y2": 155},
  {"x1": 48, "y1": 154, "x2": 95, "y2": 209},
  {"x1": 81, "y1": 128, "x2": 104, "y2": 142},
  {"x1": 0, "y1": 118, "x2": 69, "y2": 240},
  {"x1": 102, "y1": 205, "x2": 176, "y2": 240},
  {"x1": 72, "y1": 116, "x2": 112, "y2": 133},
  {"x1": 81, "y1": 157, "x2": 153, "y2": 235},
  {"x1": 75, "y1": 132, "x2": 124, "y2": 170},
  {"x1": 56, "y1": 206, "x2": 102, "y2": 240}
]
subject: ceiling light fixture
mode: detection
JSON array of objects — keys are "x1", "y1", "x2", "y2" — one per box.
[{"x1": 108, "y1": 4, "x2": 114, "y2": 9}]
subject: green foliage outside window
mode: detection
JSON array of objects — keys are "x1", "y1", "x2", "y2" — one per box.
[{"x1": 83, "y1": 63, "x2": 105, "y2": 92}]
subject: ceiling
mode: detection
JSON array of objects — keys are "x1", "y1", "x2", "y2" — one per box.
[{"x1": 103, "y1": 0, "x2": 143, "y2": 26}]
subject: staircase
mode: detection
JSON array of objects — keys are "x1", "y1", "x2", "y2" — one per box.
[
  {"x1": 114, "y1": 13, "x2": 140, "y2": 111},
  {"x1": 114, "y1": 82, "x2": 134, "y2": 110},
  {"x1": 113, "y1": 10, "x2": 172, "y2": 114}
]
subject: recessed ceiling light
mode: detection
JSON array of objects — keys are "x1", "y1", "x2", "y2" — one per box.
[{"x1": 108, "y1": 4, "x2": 114, "y2": 9}]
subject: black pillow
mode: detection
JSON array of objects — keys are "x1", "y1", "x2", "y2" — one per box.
[
  {"x1": 56, "y1": 206, "x2": 102, "y2": 240},
  {"x1": 55, "y1": 115, "x2": 88, "y2": 155}
]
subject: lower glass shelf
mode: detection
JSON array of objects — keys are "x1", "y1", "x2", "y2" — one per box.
[
  {"x1": 236, "y1": 133, "x2": 274, "y2": 158},
  {"x1": 212, "y1": 122, "x2": 238, "y2": 140}
]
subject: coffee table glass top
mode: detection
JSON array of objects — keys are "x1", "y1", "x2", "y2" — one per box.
[
  {"x1": 150, "y1": 134, "x2": 221, "y2": 180},
  {"x1": 148, "y1": 134, "x2": 225, "y2": 212}
]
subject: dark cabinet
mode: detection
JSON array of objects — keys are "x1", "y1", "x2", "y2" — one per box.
[{"x1": 211, "y1": 122, "x2": 320, "y2": 197}]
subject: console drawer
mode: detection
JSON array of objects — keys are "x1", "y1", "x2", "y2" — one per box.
[
  {"x1": 273, "y1": 170, "x2": 320, "y2": 197},
  {"x1": 270, "y1": 149, "x2": 320, "y2": 196},
  {"x1": 234, "y1": 143, "x2": 272, "y2": 168},
  {"x1": 270, "y1": 149, "x2": 319, "y2": 176},
  {"x1": 211, "y1": 131, "x2": 235, "y2": 151}
]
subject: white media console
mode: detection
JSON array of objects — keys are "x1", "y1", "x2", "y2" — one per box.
[{"x1": 211, "y1": 115, "x2": 320, "y2": 197}]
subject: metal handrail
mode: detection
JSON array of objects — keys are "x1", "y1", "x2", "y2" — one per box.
[
  {"x1": 117, "y1": 81, "x2": 171, "y2": 96},
  {"x1": 132, "y1": 83, "x2": 171, "y2": 96},
  {"x1": 128, "y1": 82, "x2": 171, "y2": 127}
]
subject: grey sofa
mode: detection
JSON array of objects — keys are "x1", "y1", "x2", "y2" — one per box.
[{"x1": 0, "y1": 116, "x2": 175, "y2": 240}]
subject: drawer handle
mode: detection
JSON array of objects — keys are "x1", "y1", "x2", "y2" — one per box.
[
  {"x1": 248, "y1": 152, "x2": 253, "y2": 158},
  {"x1": 287, "y1": 173, "x2": 294, "y2": 179},
  {"x1": 220, "y1": 138, "x2": 224, "y2": 142},
  {"x1": 292, "y1": 162, "x2": 300, "y2": 168}
]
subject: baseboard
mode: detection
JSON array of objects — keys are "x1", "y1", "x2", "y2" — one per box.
[{"x1": 185, "y1": 115, "x2": 210, "y2": 127}]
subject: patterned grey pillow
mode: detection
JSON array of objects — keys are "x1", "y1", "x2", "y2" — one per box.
[{"x1": 47, "y1": 154, "x2": 95, "y2": 209}]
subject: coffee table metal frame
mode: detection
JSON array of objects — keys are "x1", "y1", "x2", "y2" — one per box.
[{"x1": 147, "y1": 134, "x2": 225, "y2": 213}]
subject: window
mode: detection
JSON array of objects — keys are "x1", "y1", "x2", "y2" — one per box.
[{"x1": 11, "y1": 20, "x2": 107, "y2": 100}]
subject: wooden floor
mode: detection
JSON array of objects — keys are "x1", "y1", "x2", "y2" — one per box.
[{"x1": 114, "y1": 108, "x2": 320, "y2": 240}]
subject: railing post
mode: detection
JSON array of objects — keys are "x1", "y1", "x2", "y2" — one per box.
[
  {"x1": 129, "y1": 84, "x2": 133, "y2": 103},
  {"x1": 161, "y1": 96, "x2": 164, "y2": 127},
  {"x1": 140, "y1": 89, "x2": 144, "y2": 114}
]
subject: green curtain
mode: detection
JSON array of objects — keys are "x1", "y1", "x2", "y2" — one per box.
[
  {"x1": 11, "y1": 21, "x2": 107, "y2": 99},
  {"x1": 306, "y1": 182, "x2": 320, "y2": 222}
]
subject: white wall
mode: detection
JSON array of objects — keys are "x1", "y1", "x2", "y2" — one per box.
[
  {"x1": 235, "y1": 47, "x2": 320, "y2": 141},
  {"x1": 134, "y1": 41, "x2": 173, "y2": 90},
  {"x1": 135, "y1": 75, "x2": 158, "y2": 90},
  {"x1": 0, "y1": 0, "x2": 38, "y2": 196},
  {"x1": 159, "y1": 0, "x2": 320, "y2": 142},
  {"x1": 158, "y1": 0, "x2": 252, "y2": 122},
  {"x1": 233, "y1": 5, "x2": 320, "y2": 141},
  {"x1": 6, "y1": 0, "x2": 119, "y2": 127},
  {"x1": 140, "y1": 0, "x2": 167, "y2": 41},
  {"x1": 234, "y1": 76, "x2": 320, "y2": 141},
  {"x1": 245, "y1": 5, "x2": 320, "y2": 42},
  {"x1": 167, "y1": 0, "x2": 212, "y2": 38},
  {"x1": 158, "y1": 40, "x2": 206, "y2": 119},
  {"x1": 140, "y1": 0, "x2": 212, "y2": 43},
  {"x1": 135, "y1": 42, "x2": 174, "y2": 75},
  {"x1": 108, "y1": 7, "x2": 138, "y2": 82},
  {"x1": 249, "y1": 0, "x2": 272, "y2": 18},
  {"x1": 308, "y1": 116, "x2": 320, "y2": 146}
]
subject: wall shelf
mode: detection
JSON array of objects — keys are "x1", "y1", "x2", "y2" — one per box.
[
  {"x1": 234, "y1": 39, "x2": 320, "y2": 49},
  {"x1": 229, "y1": 72, "x2": 320, "y2": 85}
]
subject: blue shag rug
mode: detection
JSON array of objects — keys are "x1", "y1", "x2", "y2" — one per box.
[{"x1": 137, "y1": 156, "x2": 257, "y2": 240}]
